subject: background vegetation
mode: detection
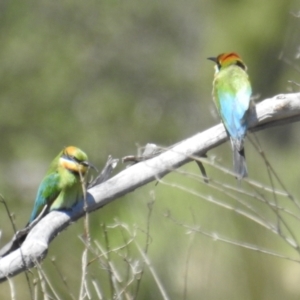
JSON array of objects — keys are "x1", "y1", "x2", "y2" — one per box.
[{"x1": 1, "y1": 0, "x2": 300, "y2": 299}]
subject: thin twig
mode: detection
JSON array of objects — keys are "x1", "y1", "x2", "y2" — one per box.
[
  {"x1": 183, "y1": 227, "x2": 195, "y2": 300},
  {"x1": 166, "y1": 212, "x2": 300, "y2": 263},
  {"x1": 36, "y1": 260, "x2": 63, "y2": 300},
  {"x1": 51, "y1": 257, "x2": 76, "y2": 300},
  {"x1": 0, "y1": 195, "x2": 34, "y2": 299},
  {"x1": 133, "y1": 192, "x2": 155, "y2": 300},
  {"x1": 134, "y1": 241, "x2": 170, "y2": 300}
]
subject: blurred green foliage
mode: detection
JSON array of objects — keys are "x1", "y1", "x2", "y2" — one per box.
[{"x1": 1, "y1": 0, "x2": 300, "y2": 299}]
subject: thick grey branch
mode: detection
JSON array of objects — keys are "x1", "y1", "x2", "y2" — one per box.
[{"x1": 0, "y1": 92, "x2": 300, "y2": 282}]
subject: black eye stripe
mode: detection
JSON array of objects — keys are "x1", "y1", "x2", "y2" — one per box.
[
  {"x1": 62, "y1": 153, "x2": 83, "y2": 163},
  {"x1": 236, "y1": 61, "x2": 246, "y2": 70}
]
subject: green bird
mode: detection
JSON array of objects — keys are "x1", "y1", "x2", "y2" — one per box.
[
  {"x1": 208, "y1": 52, "x2": 253, "y2": 179},
  {"x1": 0, "y1": 146, "x2": 95, "y2": 257},
  {"x1": 29, "y1": 146, "x2": 95, "y2": 223}
]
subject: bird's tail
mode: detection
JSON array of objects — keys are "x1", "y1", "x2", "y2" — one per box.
[{"x1": 231, "y1": 139, "x2": 248, "y2": 179}]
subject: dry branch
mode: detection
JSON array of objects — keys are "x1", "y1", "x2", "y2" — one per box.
[{"x1": 0, "y1": 92, "x2": 300, "y2": 282}]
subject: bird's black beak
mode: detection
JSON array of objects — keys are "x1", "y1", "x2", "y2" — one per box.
[
  {"x1": 207, "y1": 57, "x2": 218, "y2": 63},
  {"x1": 82, "y1": 161, "x2": 98, "y2": 172}
]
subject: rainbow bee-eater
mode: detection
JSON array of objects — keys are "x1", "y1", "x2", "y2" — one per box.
[
  {"x1": 208, "y1": 52, "x2": 252, "y2": 179},
  {"x1": 0, "y1": 146, "x2": 95, "y2": 257},
  {"x1": 29, "y1": 146, "x2": 95, "y2": 223}
]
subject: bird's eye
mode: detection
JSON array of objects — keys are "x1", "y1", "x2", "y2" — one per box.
[
  {"x1": 236, "y1": 61, "x2": 246, "y2": 70},
  {"x1": 63, "y1": 152, "x2": 83, "y2": 164},
  {"x1": 67, "y1": 154, "x2": 77, "y2": 161}
]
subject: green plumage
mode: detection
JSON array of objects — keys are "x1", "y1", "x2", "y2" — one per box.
[
  {"x1": 29, "y1": 146, "x2": 92, "y2": 223},
  {"x1": 208, "y1": 53, "x2": 252, "y2": 178}
]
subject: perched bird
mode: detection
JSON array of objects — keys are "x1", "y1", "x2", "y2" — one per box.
[
  {"x1": 208, "y1": 52, "x2": 252, "y2": 179},
  {"x1": 29, "y1": 146, "x2": 95, "y2": 223},
  {"x1": 0, "y1": 146, "x2": 95, "y2": 257}
]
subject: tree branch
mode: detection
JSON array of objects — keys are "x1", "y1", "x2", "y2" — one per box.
[{"x1": 0, "y1": 92, "x2": 300, "y2": 282}]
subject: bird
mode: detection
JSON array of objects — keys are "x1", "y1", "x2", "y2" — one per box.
[
  {"x1": 0, "y1": 146, "x2": 96, "y2": 257},
  {"x1": 208, "y1": 52, "x2": 252, "y2": 179},
  {"x1": 28, "y1": 146, "x2": 96, "y2": 223}
]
